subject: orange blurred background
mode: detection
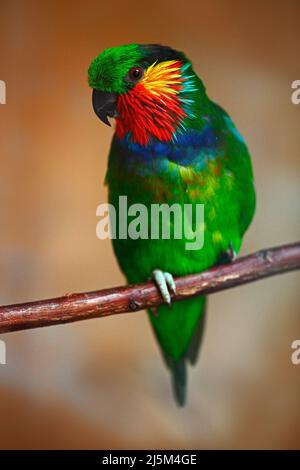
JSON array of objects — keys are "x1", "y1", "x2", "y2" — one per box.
[{"x1": 0, "y1": 0, "x2": 299, "y2": 449}]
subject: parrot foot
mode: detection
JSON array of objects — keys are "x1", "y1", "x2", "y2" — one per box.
[
  {"x1": 152, "y1": 270, "x2": 176, "y2": 305},
  {"x1": 217, "y1": 242, "x2": 237, "y2": 264},
  {"x1": 221, "y1": 242, "x2": 237, "y2": 263},
  {"x1": 228, "y1": 242, "x2": 237, "y2": 261}
]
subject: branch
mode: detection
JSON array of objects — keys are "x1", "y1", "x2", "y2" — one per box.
[{"x1": 0, "y1": 243, "x2": 299, "y2": 334}]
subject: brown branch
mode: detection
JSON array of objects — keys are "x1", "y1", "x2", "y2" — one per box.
[{"x1": 0, "y1": 242, "x2": 299, "y2": 334}]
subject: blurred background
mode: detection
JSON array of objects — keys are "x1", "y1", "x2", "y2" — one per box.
[{"x1": 0, "y1": 0, "x2": 299, "y2": 449}]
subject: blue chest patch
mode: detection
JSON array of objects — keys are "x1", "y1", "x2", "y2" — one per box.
[{"x1": 115, "y1": 126, "x2": 222, "y2": 177}]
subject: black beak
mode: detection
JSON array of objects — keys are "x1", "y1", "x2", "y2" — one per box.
[{"x1": 92, "y1": 89, "x2": 118, "y2": 127}]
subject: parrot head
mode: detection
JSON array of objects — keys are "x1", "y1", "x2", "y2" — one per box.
[{"x1": 88, "y1": 44, "x2": 203, "y2": 146}]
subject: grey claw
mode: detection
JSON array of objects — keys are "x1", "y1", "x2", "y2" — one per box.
[
  {"x1": 219, "y1": 242, "x2": 237, "y2": 264},
  {"x1": 152, "y1": 270, "x2": 176, "y2": 305},
  {"x1": 229, "y1": 242, "x2": 237, "y2": 261},
  {"x1": 164, "y1": 272, "x2": 177, "y2": 295}
]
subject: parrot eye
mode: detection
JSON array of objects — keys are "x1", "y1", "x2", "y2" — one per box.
[{"x1": 128, "y1": 67, "x2": 144, "y2": 82}]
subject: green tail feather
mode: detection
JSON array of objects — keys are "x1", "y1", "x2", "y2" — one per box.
[
  {"x1": 149, "y1": 296, "x2": 206, "y2": 406},
  {"x1": 187, "y1": 304, "x2": 206, "y2": 365},
  {"x1": 171, "y1": 358, "x2": 187, "y2": 407}
]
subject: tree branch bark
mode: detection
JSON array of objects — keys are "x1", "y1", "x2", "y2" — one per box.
[{"x1": 0, "y1": 242, "x2": 299, "y2": 334}]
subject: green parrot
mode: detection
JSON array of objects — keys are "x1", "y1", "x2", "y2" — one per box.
[{"x1": 88, "y1": 44, "x2": 256, "y2": 405}]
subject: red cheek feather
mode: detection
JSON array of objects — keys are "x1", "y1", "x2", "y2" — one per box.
[{"x1": 116, "y1": 82, "x2": 187, "y2": 146}]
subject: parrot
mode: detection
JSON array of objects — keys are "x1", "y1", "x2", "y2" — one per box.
[{"x1": 88, "y1": 44, "x2": 256, "y2": 406}]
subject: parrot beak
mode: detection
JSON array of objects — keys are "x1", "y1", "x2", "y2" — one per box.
[{"x1": 92, "y1": 89, "x2": 118, "y2": 127}]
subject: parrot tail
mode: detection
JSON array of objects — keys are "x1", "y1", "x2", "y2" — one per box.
[
  {"x1": 171, "y1": 358, "x2": 187, "y2": 406},
  {"x1": 150, "y1": 300, "x2": 207, "y2": 406},
  {"x1": 170, "y1": 306, "x2": 206, "y2": 406},
  {"x1": 186, "y1": 304, "x2": 207, "y2": 365}
]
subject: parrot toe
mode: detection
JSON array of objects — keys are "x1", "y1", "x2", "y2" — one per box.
[
  {"x1": 152, "y1": 270, "x2": 176, "y2": 305},
  {"x1": 227, "y1": 242, "x2": 237, "y2": 261},
  {"x1": 218, "y1": 242, "x2": 237, "y2": 264}
]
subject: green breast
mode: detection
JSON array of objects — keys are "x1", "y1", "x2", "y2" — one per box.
[{"x1": 105, "y1": 134, "x2": 254, "y2": 284}]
